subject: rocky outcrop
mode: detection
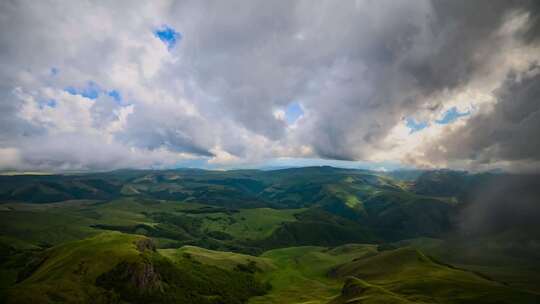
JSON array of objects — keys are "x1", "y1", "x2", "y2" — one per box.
[
  {"x1": 96, "y1": 260, "x2": 163, "y2": 295},
  {"x1": 134, "y1": 238, "x2": 156, "y2": 253},
  {"x1": 340, "y1": 277, "x2": 367, "y2": 299},
  {"x1": 130, "y1": 262, "x2": 163, "y2": 291}
]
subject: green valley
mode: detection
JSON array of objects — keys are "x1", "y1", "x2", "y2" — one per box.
[{"x1": 1, "y1": 167, "x2": 539, "y2": 303}]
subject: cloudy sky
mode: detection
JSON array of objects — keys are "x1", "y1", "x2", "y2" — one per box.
[{"x1": 1, "y1": 0, "x2": 539, "y2": 172}]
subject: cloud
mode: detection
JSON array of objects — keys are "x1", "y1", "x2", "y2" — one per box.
[
  {"x1": 0, "y1": 147, "x2": 21, "y2": 170},
  {"x1": 421, "y1": 64, "x2": 540, "y2": 172},
  {"x1": 12, "y1": 133, "x2": 196, "y2": 172},
  {"x1": 0, "y1": 1, "x2": 539, "y2": 171}
]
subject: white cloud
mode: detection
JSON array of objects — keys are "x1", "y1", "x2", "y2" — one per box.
[
  {"x1": 0, "y1": 147, "x2": 21, "y2": 170},
  {"x1": 0, "y1": 1, "x2": 539, "y2": 171}
]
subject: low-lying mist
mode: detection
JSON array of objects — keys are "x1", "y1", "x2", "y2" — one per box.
[{"x1": 459, "y1": 174, "x2": 540, "y2": 238}]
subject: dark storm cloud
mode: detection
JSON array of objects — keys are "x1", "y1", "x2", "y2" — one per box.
[
  {"x1": 517, "y1": 0, "x2": 540, "y2": 43},
  {"x1": 298, "y1": 0, "x2": 540, "y2": 163},
  {"x1": 295, "y1": 0, "x2": 537, "y2": 160},
  {"x1": 402, "y1": 0, "x2": 536, "y2": 94},
  {"x1": 424, "y1": 64, "x2": 540, "y2": 169},
  {"x1": 172, "y1": 0, "x2": 436, "y2": 160}
]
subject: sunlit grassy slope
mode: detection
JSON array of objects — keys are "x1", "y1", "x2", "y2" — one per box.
[
  {"x1": 3, "y1": 232, "x2": 269, "y2": 304},
  {"x1": 0, "y1": 198, "x2": 207, "y2": 248},
  {"x1": 250, "y1": 244, "x2": 377, "y2": 304},
  {"x1": 0, "y1": 167, "x2": 464, "y2": 251},
  {"x1": 2, "y1": 232, "x2": 539, "y2": 304},
  {"x1": 396, "y1": 236, "x2": 540, "y2": 294},
  {"x1": 159, "y1": 245, "x2": 275, "y2": 271},
  {"x1": 0, "y1": 198, "x2": 307, "y2": 252},
  {"x1": 199, "y1": 207, "x2": 304, "y2": 239},
  {"x1": 4, "y1": 232, "x2": 145, "y2": 303},
  {"x1": 2, "y1": 168, "x2": 540, "y2": 303},
  {"x1": 330, "y1": 247, "x2": 540, "y2": 304},
  {"x1": 171, "y1": 243, "x2": 522, "y2": 304}
]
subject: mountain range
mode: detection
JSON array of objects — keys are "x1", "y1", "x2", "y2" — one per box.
[{"x1": 1, "y1": 167, "x2": 539, "y2": 303}]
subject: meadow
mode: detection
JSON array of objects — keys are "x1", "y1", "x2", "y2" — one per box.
[{"x1": 1, "y1": 167, "x2": 539, "y2": 303}]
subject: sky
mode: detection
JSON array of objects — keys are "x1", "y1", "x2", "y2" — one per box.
[{"x1": 0, "y1": 0, "x2": 539, "y2": 172}]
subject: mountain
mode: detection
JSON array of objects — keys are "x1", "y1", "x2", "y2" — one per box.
[
  {"x1": 1, "y1": 167, "x2": 539, "y2": 303},
  {"x1": 2, "y1": 232, "x2": 269, "y2": 304},
  {"x1": 0, "y1": 167, "x2": 462, "y2": 247},
  {"x1": 329, "y1": 247, "x2": 539, "y2": 304}
]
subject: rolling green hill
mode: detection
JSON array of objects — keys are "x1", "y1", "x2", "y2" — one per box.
[
  {"x1": 329, "y1": 247, "x2": 540, "y2": 304},
  {"x1": 2, "y1": 232, "x2": 269, "y2": 304},
  {"x1": 250, "y1": 244, "x2": 378, "y2": 304},
  {"x1": 1, "y1": 167, "x2": 540, "y2": 303},
  {"x1": 0, "y1": 167, "x2": 465, "y2": 253}
]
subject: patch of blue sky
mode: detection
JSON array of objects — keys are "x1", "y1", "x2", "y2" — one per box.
[
  {"x1": 436, "y1": 107, "x2": 470, "y2": 124},
  {"x1": 285, "y1": 102, "x2": 304, "y2": 124},
  {"x1": 172, "y1": 158, "x2": 209, "y2": 169},
  {"x1": 172, "y1": 156, "x2": 412, "y2": 171},
  {"x1": 64, "y1": 87, "x2": 77, "y2": 95},
  {"x1": 267, "y1": 158, "x2": 396, "y2": 171},
  {"x1": 257, "y1": 158, "x2": 409, "y2": 171},
  {"x1": 38, "y1": 99, "x2": 57, "y2": 109},
  {"x1": 64, "y1": 81, "x2": 100, "y2": 99},
  {"x1": 108, "y1": 90, "x2": 122, "y2": 103},
  {"x1": 154, "y1": 25, "x2": 182, "y2": 49},
  {"x1": 405, "y1": 117, "x2": 428, "y2": 133}
]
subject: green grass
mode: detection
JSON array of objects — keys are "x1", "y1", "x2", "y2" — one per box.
[
  {"x1": 1, "y1": 168, "x2": 540, "y2": 303},
  {"x1": 3, "y1": 232, "x2": 271, "y2": 304},
  {"x1": 3, "y1": 231, "x2": 539, "y2": 304},
  {"x1": 0, "y1": 210, "x2": 98, "y2": 248},
  {"x1": 0, "y1": 198, "x2": 307, "y2": 258},
  {"x1": 397, "y1": 236, "x2": 540, "y2": 294},
  {"x1": 200, "y1": 208, "x2": 304, "y2": 240},
  {"x1": 0, "y1": 198, "x2": 205, "y2": 249},
  {"x1": 249, "y1": 244, "x2": 377, "y2": 304},
  {"x1": 22, "y1": 232, "x2": 141, "y2": 283},
  {"x1": 160, "y1": 245, "x2": 275, "y2": 272},
  {"x1": 325, "y1": 184, "x2": 363, "y2": 209},
  {"x1": 329, "y1": 277, "x2": 414, "y2": 304},
  {"x1": 84, "y1": 197, "x2": 201, "y2": 226},
  {"x1": 160, "y1": 244, "x2": 395, "y2": 304},
  {"x1": 331, "y1": 247, "x2": 540, "y2": 303},
  {"x1": 159, "y1": 244, "x2": 376, "y2": 303},
  {"x1": 4, "y1": 232, "x2": 144, "y2": 303}
]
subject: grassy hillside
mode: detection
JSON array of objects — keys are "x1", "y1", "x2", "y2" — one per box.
[
  {"x1": 1, "y1": 167, "x2": 540, "y2": 303},
  {"x1": 250, "y1": 244, "x2": 377, "y2": 304},
  {"x1": 3, "y1": 232, "x2": 145, "y2": 303},
  {"x1": 198, "y1": 207, "x2": 303, "y2": 240},
  {"x1": 0, "y1": 167, "x2": 463, "y2": 246},
  {"x1": 2, "y1": 234, "x2": 539, "y2": 304},
  {"x1": 159, "y1": 245, "x2": 275, "y2": 272},
  {"x1": 2, "y1": 232, "x2": 269, "y2": 304},
  {"x1": 0, "y1": 198, "x2": 190, "y2": 249},
  {"x1": 395, "y1": 236, "x2": 540, "y2": 294},
  {"x1": 329, "y1": 247, "x2": 540, "y2": 304}
]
